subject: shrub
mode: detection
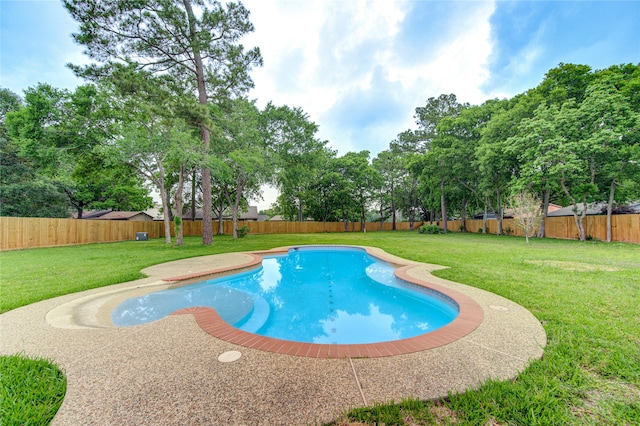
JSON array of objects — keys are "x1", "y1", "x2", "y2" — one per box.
[
  {"x1": 236, "y1": 225, "x2": 250, "y2": 238},
  {"x1": 419, "y1": 224, "x2": 443, "y2": 234}
]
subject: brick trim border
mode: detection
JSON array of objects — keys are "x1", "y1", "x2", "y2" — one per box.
[{"x1": 171, "y1": 246, "x2": 484, "y2": 358}]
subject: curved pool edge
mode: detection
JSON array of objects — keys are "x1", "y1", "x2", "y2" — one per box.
[{"x1": 169, "y1": 245, "x2": 485, "y2": 358}]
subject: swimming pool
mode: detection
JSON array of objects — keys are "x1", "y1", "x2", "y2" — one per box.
[{"x1": 112, "y1": 246, "x2": 459, "y2": 344}]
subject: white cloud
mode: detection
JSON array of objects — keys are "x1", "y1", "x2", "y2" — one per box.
[
  {"x1": 386, "y1": 2, "x2": 496, "y2": 104},
  {"x1": 244, "y1": 0, "x2": 498, "y2": 158}
]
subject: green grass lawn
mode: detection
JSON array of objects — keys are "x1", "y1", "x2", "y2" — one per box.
[{"x1": 1, "y1": 232, "x2": 639, "y2": 425}]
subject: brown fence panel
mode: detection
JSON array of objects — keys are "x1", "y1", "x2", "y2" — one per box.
[
  {"x1": 432, "y1": 215, "x2": 640, "y2": 244},
  {"x1": 611, "y1": 214, "x2": 640, "y2": 243},
  {"x1": 0, "y1": 217, "x2": 163, "y2": 250}
]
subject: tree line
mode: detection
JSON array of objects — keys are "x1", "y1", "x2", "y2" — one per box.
[{"x1": 1, "y1": 0, "x2": 638, "y2": 244}]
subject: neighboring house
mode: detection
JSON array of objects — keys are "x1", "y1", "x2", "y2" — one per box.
[
  {"x1": 73, "y1": 209, "x2": 112, "y2": 219},
  {"x1": 547, "y1": 203, "x2": 562, "y2": 213},
  {"x1": 73, "y1": 210, "x2": 154, "y2": 221},
  {"x1": 269, "y1": 215, "x2": 284, "y2": 221},
  {"x1": 473, "y1": 203, "x2": 562, "y2": 220},
  {"x1": 625, "y1": 201, "x2": 640, "y2": 213},
  {"x1": 144, "y1": 206, "x2": 163, "y2": 221},
  {"x1": 472, "y1": 210, "x2": 514, "y2": 220},
  {"x1": 546, "y1": 203, "x2": 605, "y2": 217},
  {"x1": 181, "y1": 206, "x2": 260, "y2": 221},
  {"x1": 606, "y1": 201, "x2": 640, "y2": 214}
]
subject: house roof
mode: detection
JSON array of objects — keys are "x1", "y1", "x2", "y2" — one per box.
[
  {"x1": 546, "y1": 204, "x2": 604, "y2": 217},
  {"x1": 547, "y1": 203, "x2": 563, "y2": 212},
  {"x1": 181, "y1": 206, "x2": 259, "y2": 221},
  {"x1": 73, "y1": 209, "x2": 112, "y2": 219},
  {"x1": 94, "y1": 211, "x2": 153, "y2": 220}
]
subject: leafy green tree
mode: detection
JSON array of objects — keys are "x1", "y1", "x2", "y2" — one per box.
[
  {"x1": 211, "y1": 98, "x2": 272, "y2": 238},
  {"x1": 3, "y1": 85, "x2": 74, "y2": 217},
  {"x1": 507, "y1": 101, "x2": 567, "y2": 236},
  {"x1": 5, "y1": 84, "x2": 71, "y2": 176},
  {"x1": 105, "y1": 78, "x2": 199, "y2": 244},
  {"x1": 262, "y1": 103, "x2": 329, "y2": 222},
  {"x1": 4, "y1": 83, "x2": 150, "y2": 218},
  {"x1": 372, "y1": 149, "x2": 402, "y2": 229},
  {"x1": 573, "y1": 74, "x2": 640, "y2": 241},
  {"x1": 414, "y1": 94, "x2": 467, "y2": 152},
  {"x1": 65, "y1": 0, "x2": 262, "y2": 245},
  {"x1": 478, "y1": 95, "x2": 540, "y2": 234},
  {"x1": 305, "y1": 152, "x2": 342, "y2": 223},
  {"x1": 68, "y1": 152, "x2": 152, "y2": 217},
  {"x1": 332, "y1": 151, "x2": 377, "y2": 231},
  {"x1": 0, "y1": 88, "x2": 22, "y2": 128},
  {"x1": 0, "y1": 90, "x2": 69, "y2": 217},
  {"x1": 388, "y1": 131, "x2": 430, "y2": 228},
  {"x1": 535, "y1": 63, "x2": 594, "y2": 106},
  {"x1": 435, "y1": 103, "x2": 496, "y2": 231},
  {"x1": 410, "y1": 94, "x2": 468, "y2": 231},
  {"x1": 0, "y1": 137, "x2": 69, "y2": 217}
]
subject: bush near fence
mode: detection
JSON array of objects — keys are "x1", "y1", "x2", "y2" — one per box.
[{"x1": 1, "y1": 215, "x2": 638, "y2": 250}]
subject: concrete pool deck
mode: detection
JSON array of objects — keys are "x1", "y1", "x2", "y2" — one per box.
[{"x1": 0, "y1": 246, "x2": 546, "y2": 425}]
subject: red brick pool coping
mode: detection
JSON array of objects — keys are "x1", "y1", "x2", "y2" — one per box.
[{"x1": 169, "y1": 246, "x2": 484, "y2": 358}]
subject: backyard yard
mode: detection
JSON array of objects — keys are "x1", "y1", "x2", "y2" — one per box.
[{"x1": 1, "y1": 232, "x2": 639, "y2": 425}]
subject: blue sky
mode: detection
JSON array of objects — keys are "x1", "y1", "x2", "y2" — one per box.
[{"x1": 2, "y1": 0, "x2": 639, "y2": 159}]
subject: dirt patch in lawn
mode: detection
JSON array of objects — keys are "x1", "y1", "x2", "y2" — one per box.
[{"x1": 525, "y1": 260, "x2": 621, "y2": 272}]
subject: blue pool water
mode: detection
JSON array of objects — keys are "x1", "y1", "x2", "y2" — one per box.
[{"x1": 112, "y1": 246, "x2": 458, "y2": 344}]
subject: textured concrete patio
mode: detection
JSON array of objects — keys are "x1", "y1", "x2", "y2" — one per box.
[{"x1": 0, "y1": 246, "x2": 546, "y2": 425}]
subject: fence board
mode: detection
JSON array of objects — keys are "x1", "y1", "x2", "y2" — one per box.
[{"x1": 1, "y1": 214, "x2": 638, "y2": 250}]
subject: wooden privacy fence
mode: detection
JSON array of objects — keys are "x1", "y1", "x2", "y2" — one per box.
[
  {"x1": 445, "y1": 214, "x2": 640, "y2": 243},
  {"x1": 1, "y1": 214, "x2": 638, "y2": 250}
]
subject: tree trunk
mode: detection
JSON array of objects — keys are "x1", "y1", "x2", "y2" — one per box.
[
  {"x1": 496, "y1": 189, "x2": 503, "y2": 235},
  {"x1": 561, "y1": 177, "x2": 587, "y2": 241},
  {"x1": 184, "y1": 0, "x2": 212, "y2": 245},
  {"x1": 230, "y1": 181, "x2": 246, "y2": 239},
  {"x1": 460, "y1": 198, "x2": 467, "y2": 232},
  {"x1": 151, "y1": 162, "x2": 172, "y2": 244},
  {"x1": 200, "y1": 148, "x2": 212, "y2": 243},
  {"x1": 173, "y1": 164, "x2": 186, "y2": 246},
  {"x1": 537, "y1": 189, "x2": 549, "y2": 238},
  {"x1": 606, "y1": 180, "x2": 616, "y2": 242},
  {"x1": 483, "y1": 204, "x2": 487, "y2": 234},
  {"x1": 165, "y1": 187, "x2": 174, "y2": 222},
  {"x1": 217, "y1": 197, "x2": 225, "y2": 235},
  {"x1": 231, "y1": 203, "x2": 239, "y2": 239},
  {"x1": 440, "y1": 179, "x2": 447, "y2": 232},
  {"x1": 191, "y1": 170, "x2": 196, "y2": 221},
  {"x1": 572, "y1": 204, "x2": 587, "y2": 241},
  {"x1": 391, "y1": 186, "x2": 397, "y2": 231},
  {"x1": 159, "y1": 187, "x2": 172, "y2": 244},
  {"x1": 297, "y1": 197, "x2": 303, "y2": 222}
]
